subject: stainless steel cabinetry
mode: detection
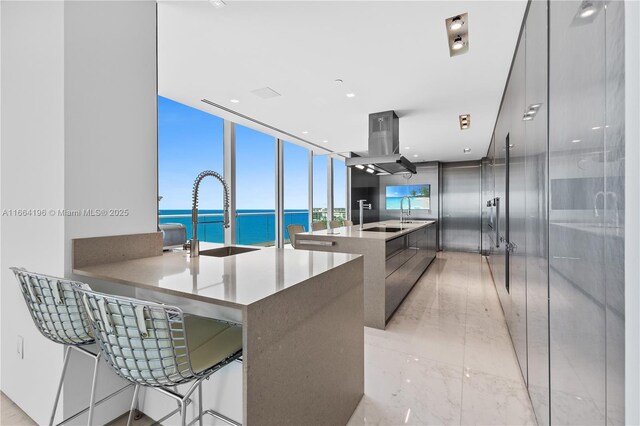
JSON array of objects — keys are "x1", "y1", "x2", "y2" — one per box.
[{"x1": 384, "y1": 225, "x2": 436, "y2": 320}]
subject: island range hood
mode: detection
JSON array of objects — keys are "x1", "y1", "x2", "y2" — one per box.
[{"x1": 346, "y1": 110, "x2": 416, "y2": 175}]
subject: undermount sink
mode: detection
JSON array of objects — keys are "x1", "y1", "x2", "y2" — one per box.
[
  {"x1": 199, "y1": 246, "x2": 260, "y2": 257},
  {"x1": 362, "y1": 227, "x2": 404, "y2": 233}
]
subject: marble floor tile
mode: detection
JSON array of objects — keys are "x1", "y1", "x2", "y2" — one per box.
[
  {"x1": 460, "y1": 369, "x2": 537, "y2": 426},
  {"x1": 355, "y1": 251, "x2": 536, "y2": 426}
]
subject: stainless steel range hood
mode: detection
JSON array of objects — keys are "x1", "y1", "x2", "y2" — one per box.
[{"x1": 346, "y1": 111, "x2": 416, "y2": 175}]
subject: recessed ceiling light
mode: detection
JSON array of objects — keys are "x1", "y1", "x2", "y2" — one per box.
[
  {"x1": 366, "y1": 168, "x2": 375, "y2": 174},
  {"x1": 464, "y1": 148, "x2": 471, "y2": 153},
  {"x1": 592, "y1": 126, "x2": 602, "y2": 130},
  {"x1": 230, "y1": 99, "x2": 239, "y2": 103},
  {"x1": 355, "y1": 164, "x2": 365, "y2": 170},
  {"x1": 413, "y1": 154, "x2": 418, "y2": 158},
  {"x1": 346, "y1": 93, "x2": 356, "y2": 98},
  {"x1": 523, "y1": 115, "x2": 533, "y2": 121},
  {"x1": 449, "y1": 16, "x2": 464, "y2": 31},
  {"x1": 302, "y1": 131, "x2": 309, "y2": 134},
  {"x1": 405, "y1": 147, "x2": 410, "y2": 150},
  {"x1": 459, "y1": 114, "x2": 471, "y2": 130},
  {"x1": 209, "y1": 0, "x2": 226, "y2": 8},
  {"x1": 580, "y1": 2, "x2": 596, "y2": 18},
  {"x1": 530, "y1": 103, "x2": 542, "y2": 109},
  {"x1": 452, "y1": 36, "x2": 464, "y2": 51},
  {"x1": 334, "y1": 79, "x2": 343, "y2": 85},
  {"x1": 322, "y1": 140, "x2": 328, "y2": 143},
  {"x1": 571, "y1": 139, "x2": 582, "y2": 143}
]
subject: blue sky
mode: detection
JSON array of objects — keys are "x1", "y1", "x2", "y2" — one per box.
[{"x1": 159, "y1": 96, "x2": 344, "y2": 210}]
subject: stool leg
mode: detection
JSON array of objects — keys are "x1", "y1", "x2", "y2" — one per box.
[
  {"x1": 127, "y1": 384, "x2": 140, "y2": 426},
  {"x1": 49, "y1": 345, "x2": 72, "y2": 426},
  {"x1": 180, "y1": 399, "x2": 188, "y2": 426},
  {"x1": 198, "y1": 383, "x2": 203, "y2": 426},
  {"x1": 87, "y1": 353, "x2": 100, "y2": 425}
]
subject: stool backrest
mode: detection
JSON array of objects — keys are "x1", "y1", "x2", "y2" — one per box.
[
  {"x1": 311, "y1": 222, "x2": 327, "y2": 231},
  {"x1": 344, "y1": 220, "x2": 354, "y2": 226},
  {"x1": 73, "y1": 286, "x2": 197, "y2": 387},
  {"x1": 10, "y1": 268, "x2": 94, "y2": 346},
  {"x1": 329, "y1": 220, "x2": 342, "y2": 229},
  {"x1": 286, "y1": 224, "x2": 305, "y2": 248}
]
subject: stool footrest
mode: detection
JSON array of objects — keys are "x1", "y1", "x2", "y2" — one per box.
[{"x1": 54, "y1": 383, "x2": 134, "y2": 426}]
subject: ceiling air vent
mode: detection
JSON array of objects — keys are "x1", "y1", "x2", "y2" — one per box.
[{"x1": 251, "y1": 87, "x2": 282, "y2": 99}]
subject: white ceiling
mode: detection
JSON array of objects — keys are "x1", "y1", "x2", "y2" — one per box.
[{"x1": 158, "y1": 0, "x2": 527, "y2": 162}]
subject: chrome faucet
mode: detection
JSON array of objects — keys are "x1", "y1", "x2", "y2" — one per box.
[
  {"x1": 357, "y1": 199, "x2": 371, "y2": 230},
  {"x1": 400, "y1": 196, "x2": 411, "y2": 224},
  {"x1": 188, "y1": 170, "x2": 230, "y2": 257}
]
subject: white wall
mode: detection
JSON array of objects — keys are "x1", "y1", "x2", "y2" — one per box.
[
  {"x1": 625, "y1": 1, "x2": 640, "y2": 424},
  {"x1": 0, "y1": 1, "x2": 157, "y2": 424},
  {"x1": 1, "y1": 2, "x2": 67, "y2": 424}
]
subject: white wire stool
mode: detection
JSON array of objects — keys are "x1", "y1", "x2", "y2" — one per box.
[
  {"x1": 73, "y1": 285, "x2": 243, "y2": 426},
  {"x1": 10, "y1": 268, "x2": 133, "y2": 426}
]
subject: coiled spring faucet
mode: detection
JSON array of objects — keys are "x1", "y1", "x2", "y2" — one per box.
[{"x1": 188, "y1": 170, "x2": 230, "y2": 257}]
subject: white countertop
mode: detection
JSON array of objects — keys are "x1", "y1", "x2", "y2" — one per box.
[
  {"x1": 73, "y1": 244, "x2": 361, "y2": 308},
  {"x1": 298, "y1": 220, "x2": 437, "y2": 241}
]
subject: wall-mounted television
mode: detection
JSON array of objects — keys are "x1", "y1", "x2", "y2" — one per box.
[{"x1": 385, "y1": 184, "x2": 431, "y2": 210}]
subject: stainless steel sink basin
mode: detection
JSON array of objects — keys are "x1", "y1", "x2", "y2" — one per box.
[
  {"x1": 199, "y1": 246, "x2": 260, "y2": 257},
  {"x1": 362, "y1": 227, "x2": 404, "y2": 233}
]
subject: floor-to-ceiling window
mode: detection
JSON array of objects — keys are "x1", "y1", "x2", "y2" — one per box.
[
  {"x1": 312, "y1": 155, "x2": 328, "y2": 224},
  {"x1": 283, "y1": 141, "x2": 310, "y2": 242},
  {"x1": 158, "y1": 96, "x2": 225, "y2": 243},
  {"x1": 332, "y1": 158, "x2": 347, "y2": 223},
  {"x1": 235, "y1": 124, "x2": 276, "y2": 246}
]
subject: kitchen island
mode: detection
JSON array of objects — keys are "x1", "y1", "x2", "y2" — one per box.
[
  {"x1": 296, "y1": 220, "x2": 437, "y2": 329},
  {"x1": 72, "y1": 234, "x2": 364, "y2": 426}
]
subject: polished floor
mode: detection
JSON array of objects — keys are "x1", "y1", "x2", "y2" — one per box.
[
  {"x1": 347, "y1": 251, "x2": 538, "y2": 425},
  {"x1": 1, "y1": 251, "x2": 537, "y2": 426}
]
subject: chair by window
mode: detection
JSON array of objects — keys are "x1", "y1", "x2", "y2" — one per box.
[
  {"x1": 329, "y1": 220, "x2": 342, "y2": 229},
  {"x1": 73, "y1": 286, "x2": 243, "y2": 426},
  {"x1": 286, "y1": 224, "x2": 305, "y2": 249},
  {"x1": 311, "y1": 222, "x2": 327, "y2": 231},
  {"x1": 343, "y1": 220, "x2": 353, "y2": 226},
  {"x1": 10, "y1": 268, "x2": 132, "y2": 426}
]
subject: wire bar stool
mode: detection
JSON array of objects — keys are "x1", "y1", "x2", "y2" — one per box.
[
  {"x1": 72, "y1": 286, "x2": 243, "y2": 426},
  {"x1": 10, "y1": 268, "x2": 133, "y2": 426}
]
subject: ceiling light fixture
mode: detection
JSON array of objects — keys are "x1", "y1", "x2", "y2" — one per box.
[
  {"x1": 452, "y1": 36, "x2": 464, "y2": 51},
  {"x1": 592, "y1": 126, "x2": 602, "y2": 130},
  {"x1": 230, "y1": 99, "x2": 239, "y2": 103},
  {"x1": 580, "y1": 2, "x2": 596, "y2": 18},
  {"x1": 209, "y1": 0, "x2": 226, "y2": 8},
  {"x1": 523, "y1": 115, "x2": 533, "y2": 121},
  {"x1": 413, "y1": 154, "x2": 419, "y2": 158},
  {"x1": 366, "y1": 168, "x2": 375, "y2": 174},
  {"x1": 322, "y1": 140, "x2": 328, "y2": 143},
  {"x1": 355, "y1": 165, "x2": 365, "y2": 170},
  {"x1": 302, "y1": 131, "x2": 309, "y2": 134},
  {"x1": 346, "y1": 93, "x2": 356, "y2": 98},
  {"x1": 571, "y1": 139, "x2": 582, "y2": 143},
  {"x1": 334, "y1": 79, "x2": 343, "y2": 85},
  {"x1": 464, "y1": 148, "x2": 471, "y2": 153},
  {"x1": 405, "y1": 147, "x2": 410, "y2": 150},
  {"x1": 449, "y1": 16, "x2": 464, "y2": 31},
  {"x1": 459, "y1": 114, "x2": 471, "y2": 130},
  {"x1": 445, "y1": 13, "x2": 469, "y2": 57}
]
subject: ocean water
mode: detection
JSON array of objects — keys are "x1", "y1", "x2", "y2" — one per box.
[{"x1": 159, "y1": 209, "x2": 310, "y2": 245}]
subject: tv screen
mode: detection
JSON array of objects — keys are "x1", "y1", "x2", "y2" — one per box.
[{"x1": 386, "y1": 184, "x2": 431, "y2": 210}]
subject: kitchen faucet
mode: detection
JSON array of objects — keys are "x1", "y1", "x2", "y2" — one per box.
[
  {"x1": 400, "y1": 196, "x2": 411, "y2": 224},
  {"x1": 358, "y1": 199, "x2": 372, "y2": 230},
  {"x1": 186, "y1": 170, "x2": 230, "y2": 257}
]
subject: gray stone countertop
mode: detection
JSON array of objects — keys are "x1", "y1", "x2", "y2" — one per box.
[
  {"x1": 298, "y1": 219, "x2": 437, "y2": 241},
  {"x1": 73, "y1": 243, "x2": 361, "y2": 309}
]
